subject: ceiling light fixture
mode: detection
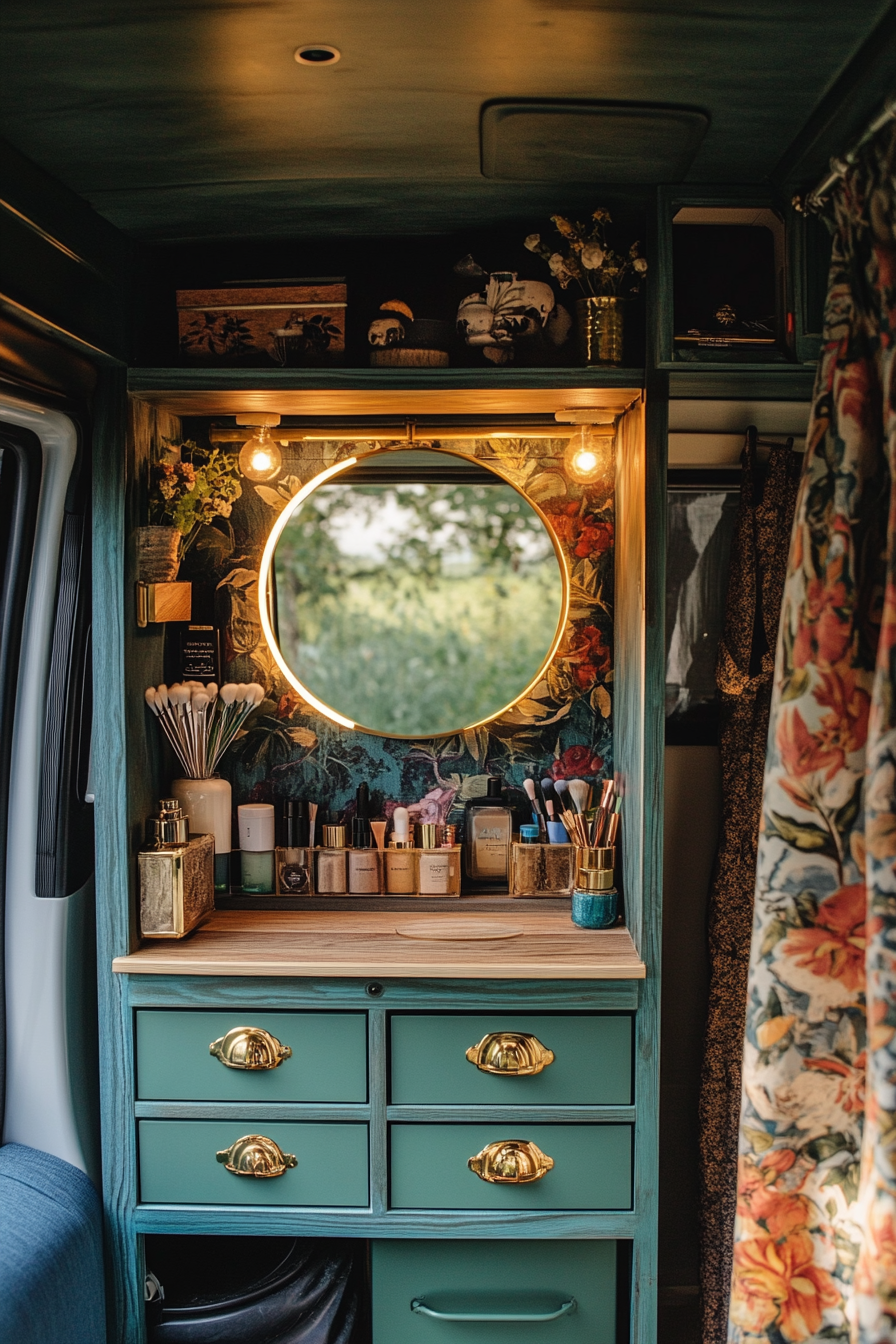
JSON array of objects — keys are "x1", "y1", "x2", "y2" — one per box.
[
  {"x1": 236, "y1": 414, "x2": 283, "y2": 482},
  {"x1": 294, "y1": 44, "x2": 341, "y2": 65}
]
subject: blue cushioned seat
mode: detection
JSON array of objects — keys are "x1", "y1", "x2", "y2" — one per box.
[{"x1": 0, "y1": 1143, "x2": 106, "y2": 1343}]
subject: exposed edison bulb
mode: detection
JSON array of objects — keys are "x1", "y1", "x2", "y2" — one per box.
[
  {"x1": 564, "y1": 424, "x2": 611, "y2": 483},
  {"x1": 238, "y1": 425, "x2": 283, "y2": 482}
]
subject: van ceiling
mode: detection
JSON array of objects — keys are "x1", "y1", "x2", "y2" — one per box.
[{"x1": 0, "y1": 0, "x2": 892, "y2": 242}]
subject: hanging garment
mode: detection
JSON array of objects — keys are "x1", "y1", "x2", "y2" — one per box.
[
  {"x1": 729, "y1": 126, "x2": 896, "y2": 1343},
  {"x1": 700, "y1": 433, "x2": 801, "y2": 1344}
]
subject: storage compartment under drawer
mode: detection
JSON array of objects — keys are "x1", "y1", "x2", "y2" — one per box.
[
  {"x1": 372, "y1": 1239, "x2": 616, "y2": 1344},
  {"x1": 136, "y1": 1011, "x2": 367, "y2": 1102},
  {"x1": 139, "y1": 1121, "x2": 369, "y2": 1206},
  {"x1": 390, "y1": 1123, "x2": 632, "y2": 1210},
  {"x1": 390, "y1": 1013, "x2": 632, "y2": 1105}
]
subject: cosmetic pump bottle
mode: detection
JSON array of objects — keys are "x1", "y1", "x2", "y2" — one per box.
[
  {"x1": 139, "y1": 799, "x2": 214, "y2": 938},
  {"x1": 416, "y1": 822, "x2": 461, "y2": 896},
  {"x1": 276, "y1": 799, "x2": 313, "y2": 896},
  {"x1": 238, "y1": 803, "x2": 276, "y2": 893},
  {"x1": 385, "y1": 805, "x2": 417, "y2": 895},
  {"x1": 463, "y1": 775, "x2": 512, "y2": 886},
  {"x1": 316, "y1": 818, "x2": 348, "y2": 894},
  {"x1": 348, "y1": 783, "x2": 382, "y2": 894}
]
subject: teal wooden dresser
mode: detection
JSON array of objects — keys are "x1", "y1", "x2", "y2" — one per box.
[{"x1": 93, "y1": 378, "x2": 664, "y2": 1343}]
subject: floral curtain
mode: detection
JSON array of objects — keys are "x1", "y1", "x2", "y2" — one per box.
[
  {"x1": 700, "y1": 433, "x2": 802, "y2": 1344},
  {"x1": 729, "y1": 125, "x2": 896, "y2": 1342}
]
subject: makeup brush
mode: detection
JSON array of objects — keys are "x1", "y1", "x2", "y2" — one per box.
[
  {"x1": 522, "y1": 778, "x2": 548, "y2": 840},
  {"x1": 567, "y1": 778, "x2": 590, "y2": 816}
]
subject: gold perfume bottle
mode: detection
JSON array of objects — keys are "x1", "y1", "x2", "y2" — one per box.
[{"x1": 138, "y1": 799, "x2": 215, "y2": 938}]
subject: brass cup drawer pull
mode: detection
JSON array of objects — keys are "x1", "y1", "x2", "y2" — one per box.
[
  {"x1": 411, "y1": 1298, "x2": 576, "y2": 1322},
  {"x1": 465, "y1": 1031, "x2": 554, "y2": 1076},
  {"x1": 216, "y1": 1134, "x2": 297, "y2": 1178},
  {"x1": 468, "y1": 1139, "x2": 554, "y2": 1184},
  {"x1": 209, "y1": 1026, "x2": 292, "y2": 1070}
]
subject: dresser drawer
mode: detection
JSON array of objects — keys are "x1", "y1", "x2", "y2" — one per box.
[
  {"x1": 390, "y1": 1014, "x2": 632, "y2": 1105},
  {"x1": 138, "y1": 1121, "x2": 369, "y2": 1205},
  {"x1": 390, "y1": 1123, "x2": 632, "y2": 1210},
  {"x1": 136, "y1": 1011, "x2": 367, "y2": 1102},
  {"x1": 372, "y1": 1239, "x2": 616, "y2": 1344}
]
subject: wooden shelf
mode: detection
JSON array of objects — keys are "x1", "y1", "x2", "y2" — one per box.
[
  {"x1": 113, "y1": 909, "x2": 646, "y2": 980},
  {"x1": 668, "y1": 365, "x2": 817, "y2": 400},
  {"x1": 127, "y1": 367, "x2": 645, "y2": 416}
]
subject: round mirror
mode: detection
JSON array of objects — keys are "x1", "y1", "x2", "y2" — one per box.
[{"x1": 260, "y1": 448, "x2": 567, "y2": 738}]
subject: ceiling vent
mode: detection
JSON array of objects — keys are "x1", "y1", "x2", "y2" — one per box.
[{"x1": 480, "y1": 100, "x2": 709, "y2": 182}]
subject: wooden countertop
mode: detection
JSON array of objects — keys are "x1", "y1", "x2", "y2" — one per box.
[{"x1": 113, "y1": 910, "x2": 646, "y2": 980}]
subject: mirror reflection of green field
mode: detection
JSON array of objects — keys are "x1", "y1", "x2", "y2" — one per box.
[{"x1": 272, "y1": 481, "x2": 564, "y2": 737}]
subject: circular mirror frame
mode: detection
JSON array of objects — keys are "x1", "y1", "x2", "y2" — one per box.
[{"x1": 257, "y1": 444, "x2": 571, "y2": 738}]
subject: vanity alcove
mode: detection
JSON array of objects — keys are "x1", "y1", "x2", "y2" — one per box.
[{"x1": 97, "y1": 372, "x2": 663, "y2": 1344}]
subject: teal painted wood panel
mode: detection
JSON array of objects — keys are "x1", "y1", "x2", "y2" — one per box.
[
  {"x1": 372, "y1": 1238, "x2": 616, "y2": 1344},
  {"x1": 138, "y1": 1121, "x2": 369, "y2": 1206},
  {"x1": 390, "y1": 1014, "x2": 632, "y2": 1106},
  {"x1": 390, "y1": 1124, "x2": 631, "y2": 1211},
  {"x1": 136, "y1": 1010, "x2": 367, "y2": 1102}
]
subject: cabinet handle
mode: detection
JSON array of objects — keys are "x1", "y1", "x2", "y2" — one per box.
[
  {"x1": 465, "y1": 1032, "x2": 554, "y2": 1076},
  {"x1": 209, "y1": 1026, "x2": 292, "y2": 1070},
  {"x1": 467, "y1": 1139, "x2": 554, "y2": 1184},
  {"x1": 411, "y1": 1298, "x2": 576, "y2": 1322},
  {"x1": 215, "y1": 1134, "x2": 297, "y2": 1178}
]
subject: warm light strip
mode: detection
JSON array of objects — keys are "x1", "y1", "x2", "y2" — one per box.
[{"x1": 258, "y1": 456, "x2": 359, "y2": 730}]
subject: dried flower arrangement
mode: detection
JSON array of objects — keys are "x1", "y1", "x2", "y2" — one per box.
[
  {"x1": 524, "y1": 209, "x2": 648, "y2": 298},
  {"x1": 149, "y1": 441, "x2": 242, "y2": 559}
]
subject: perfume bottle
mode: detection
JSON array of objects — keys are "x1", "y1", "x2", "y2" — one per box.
[
  {"x1": 464, "y1": 776, "x2": 512, "y2": 886},
  {"x1": 138, "y1": 799, "x2": 215, "y2": 938},
  {"x1": 238, "y1": 803, "x2": 275, "y2": 893},
  {"x1": 275, "y1": 799, "x2": 314, "y2": 896}
]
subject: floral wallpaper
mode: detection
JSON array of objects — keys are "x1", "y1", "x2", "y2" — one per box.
[{"x1": 182, "y1": 435, "x2": 614, "y2": 828}]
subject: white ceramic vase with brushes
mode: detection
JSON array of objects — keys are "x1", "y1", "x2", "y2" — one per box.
[{"x1": 145, "y1": 680, "x2": 265, "y2": 891}]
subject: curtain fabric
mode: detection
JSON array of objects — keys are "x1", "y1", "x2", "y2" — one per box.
[
  {"x1": 700, "y1": 434, "x2": 802, "y2": 1344},
  {"x1": 729, "y1": 125, "x2": 896, "y2": 1343}
]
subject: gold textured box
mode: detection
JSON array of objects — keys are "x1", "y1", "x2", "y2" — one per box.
[
  {"x1": 177, "y1": 284, "x2": 347, "y2": 367},
  {"x1": 139, "y1": 833, "x2": 215, "y2": 938},
  {"x1": 511, "y1": 842, "x2": 575, "y2": 896}
]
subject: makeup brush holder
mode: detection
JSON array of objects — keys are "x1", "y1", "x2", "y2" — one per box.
[
  {"x1": 170, "y1": 777, "x2": 232, "y2": 891},
  {"x1": 511, "y1": 842, "x2": 575, "y2": 897}
]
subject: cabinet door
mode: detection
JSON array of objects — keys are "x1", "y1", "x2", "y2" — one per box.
[
  {"x1": 136, "y1": 1011, "x2": 367, "y2": 1102},
  {"x1": 372, "y1": 1239, "x2": 616, "y2": 1344},
  {"x1": 139, "y1": 1121, "x2": 369, "y2": 1206},
  {"x1": 390, "y1": 1123, "x2": 632, "y2": 1210},
  {"x1": 391, "y1": 1014, "x2": 632, "y2": 1105}
]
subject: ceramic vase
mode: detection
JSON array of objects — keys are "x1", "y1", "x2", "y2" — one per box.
[
  {"x1": 576, "y1": 296, "x2": 625, "y2": 367},
  {"x1": 170, "y1": 777, "x2": 232, "y2": 891}
]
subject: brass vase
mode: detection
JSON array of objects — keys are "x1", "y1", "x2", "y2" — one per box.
[{"x1": 576, "y1": 295, "x2": 625, "y2": 367}]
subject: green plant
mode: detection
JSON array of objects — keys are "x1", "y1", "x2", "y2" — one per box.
[
  {"x1": 148, "y1": 440, "x2": 242, "y2": 558},
  {"x1": 524, "y1": 209, "x2": 647, "y2": 298}
]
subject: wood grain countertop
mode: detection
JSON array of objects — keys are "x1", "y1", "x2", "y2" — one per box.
[{"x1": 112, "y1": 910, "x2": 646, "y2": 980}]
